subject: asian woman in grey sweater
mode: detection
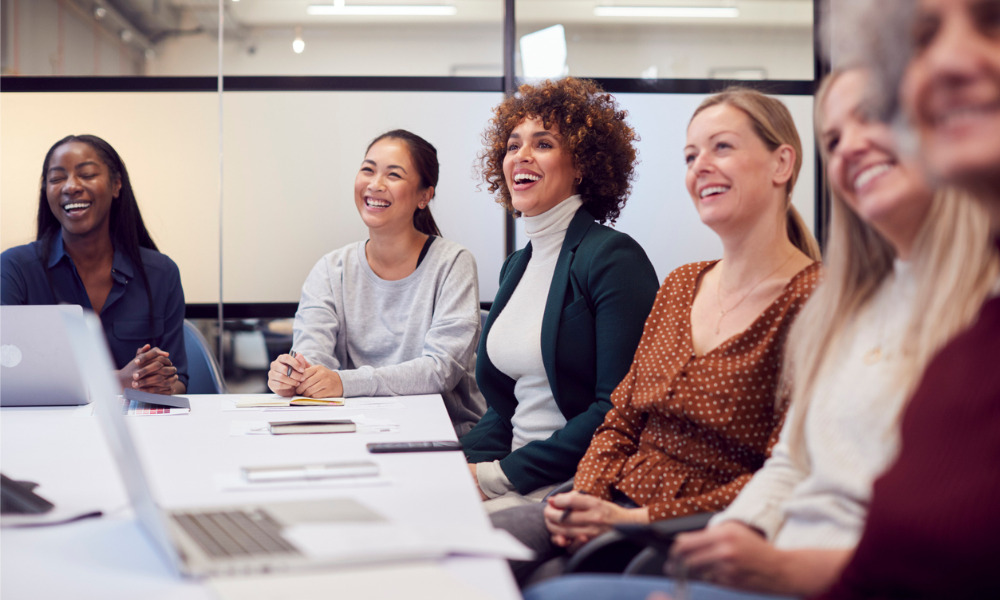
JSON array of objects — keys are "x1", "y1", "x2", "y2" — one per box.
[{"x1": 267, "y1": 130, "x2": 485, "y2": 436}]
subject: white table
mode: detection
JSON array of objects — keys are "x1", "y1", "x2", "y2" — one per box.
[{"x1": 0, "y1": 395, "x2": 520, "y2": 600}]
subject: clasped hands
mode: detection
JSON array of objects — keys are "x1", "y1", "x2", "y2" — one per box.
[
  {"x1": 118, "y1": 344, "x2": 182, "y2": 395},
  {"x1": 543, "y1": 491, "x2": 650, "y2": 551},
  {"x1": 545, "y1": 496, "x2": 794, "y2": 595},
  {"x1": 267, "y1": 352, "x2": 344, "y2": 398}
]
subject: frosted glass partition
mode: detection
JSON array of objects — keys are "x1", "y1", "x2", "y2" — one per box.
[
  {"x1": 1, "y1": 90, "x2": 813, "y2": 307},
  {"x1": 513, "y1": 93, "x2": 817, "y2": 283},
  {"x1": 0, "y1": 92, "x2": 221, "y2": 303},
  {"x1": 221, "y1": 91, "x2": 507, "y2": 303},
  {"x1": 515, "y1": 0, "x2": 815, "y2": 80}
]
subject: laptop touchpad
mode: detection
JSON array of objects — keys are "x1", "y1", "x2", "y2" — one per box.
[{"x1": 267, "y1": 498, "x2": 385, "y2": 526}]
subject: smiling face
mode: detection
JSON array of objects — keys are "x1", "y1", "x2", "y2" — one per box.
[
  {"x1": 902, "y1": 0, "x2": 1000, "y2": 193},
  {"x1": 822, "y1": 70, "x2": 934, "y2": 256},
  {"x1": 354, "y1": 138, "x2": 431, "y2": 234},
  {"x1": 684, "y1": 104, "x2": 790, "y2": 233},
  {"x1": 45, "y1": 141, "x2": 120, "y2": 242},
  {"x1": 502, "y1": 117, "x2": 580, "y2": 217}
]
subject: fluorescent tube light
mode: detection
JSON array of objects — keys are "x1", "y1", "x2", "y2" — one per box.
[
  {"x1": 308, "y1": 3, "x2": 457, "y2": 16},
  {"x1": 594, "y1": 6, "x2": 739, "y2": 18}
]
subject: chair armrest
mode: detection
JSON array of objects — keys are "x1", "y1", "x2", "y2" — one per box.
[
  {"x1": 615, "y1": 511, "x2": 716, "y2": 550},
  {"x1": 542, "y1": 478, "x2": 575, "y2": 501},
  {"x1": 563, "y1": 527, "x2": 645, "y2": 574},
  {"x1": 616, "y1": 512, "x2": 716, "y2": 576}
]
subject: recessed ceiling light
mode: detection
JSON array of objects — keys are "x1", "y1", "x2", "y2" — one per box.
[
  {"x1": 307, "y1": 2, "x2": 456, "y2": 17},
  {"x1": 594, "y1": 5, "x2": 739, "y2": 18}
]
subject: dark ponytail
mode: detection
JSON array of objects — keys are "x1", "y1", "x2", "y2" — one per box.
[{"x1": 366, "y1": 129, "x2": 442, "y2": 237}]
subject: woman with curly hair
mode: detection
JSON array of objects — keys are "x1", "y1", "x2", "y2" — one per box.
[
  {"x1": 496, "y1": 87, "x2": 822, "y2": 587},
  {"x1": 461, "y1": 77, "x2": 659, "y2": 511}
]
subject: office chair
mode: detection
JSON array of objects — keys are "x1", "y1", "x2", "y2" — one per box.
[
  {"x1": 565, "y1": 512, "x2": 716, "y2": 575},
  {"x1": 182, "y1": 320, "x2": 226, "y2": 394},
  {"x1": 543, "y1": 480, "x2": 715, "y2": 576}
]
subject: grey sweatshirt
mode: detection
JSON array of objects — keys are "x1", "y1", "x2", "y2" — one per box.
[{"x1": 292, "y1": 237, "x2": 486, "y2": 435}]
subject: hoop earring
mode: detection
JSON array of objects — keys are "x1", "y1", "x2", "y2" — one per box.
[{"x1": 574, "y1": 176, "x2": 582, "y2": 185}]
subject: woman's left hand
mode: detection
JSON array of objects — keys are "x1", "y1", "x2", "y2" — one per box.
[
  {"x1": 120, "y1": 344, "x2": 181, "y2": 395},
  {"x1": 543, "y1": 491, "x2": 649, "y2": 549},
  {"x1": 295, "y1": 364, "x2": 344, "y2": 398},
  {"x1": 669, "y1": 521, "x2": 785, "y2": 593}
]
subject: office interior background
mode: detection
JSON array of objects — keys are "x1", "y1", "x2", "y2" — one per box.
[{"x1": 0, "y1": 0, "x2": 823, "y2": 391}]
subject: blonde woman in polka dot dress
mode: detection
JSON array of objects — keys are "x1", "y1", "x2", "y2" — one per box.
[
  {"x1": 494, "y1": 88, "x2": 821, "y2": 586},
  {"x1": 522, "y1": 70, "x2": 998, "y2": 600}
]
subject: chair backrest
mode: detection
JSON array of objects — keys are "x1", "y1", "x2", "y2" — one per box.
[{"x1": 182, "y1": 320, "x2": 226, "y2": 394}]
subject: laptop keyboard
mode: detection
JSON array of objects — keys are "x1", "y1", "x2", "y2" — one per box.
[{"x1": 172, "y1": 509, "x2": 300, "y2": 558}]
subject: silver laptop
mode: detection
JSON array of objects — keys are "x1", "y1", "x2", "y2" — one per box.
[
  {"x1": 1, "y1": 305, "x2": 89, "y2": 407},
  {"x1": 61, "y1": 309, "x2": 443, "y2": 578}
]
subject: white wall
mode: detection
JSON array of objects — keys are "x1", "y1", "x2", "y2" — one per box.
[
  {"x1": 218, "y1": 91, "x2": 505, "y2": 303},
  {"x1": 2, "y1": 89, "x2": 815, "y2": 305},
  {"x1": 0, "y1": 93, "x2": 220, "y2": 302},
  {"x1": 513, "y1": 93, "x2": 816, "y2": 283},
  {"x1": 0, "y1": 90, "x2": 506, "y2": 304}
]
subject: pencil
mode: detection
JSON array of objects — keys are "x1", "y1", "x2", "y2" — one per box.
[{"x1": 559, "y1": 490, "x2": 588, "y2": 523}]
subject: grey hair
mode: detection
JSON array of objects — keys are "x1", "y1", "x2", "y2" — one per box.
[{"x1": 821, "y1": 0, "x2": 916, "y2": 123}]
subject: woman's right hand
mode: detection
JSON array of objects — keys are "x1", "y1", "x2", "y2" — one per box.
[
  {"x1": 543, "y1": 491, "x2": 650, "y2": 549},
  {"x1": 468, "y1": 463, "x2": 488, "y2": 501},
  {"x1": 118, "y1": 344, "x2": 180, "y2": 395},
  {"x1": 267, "y1": 352, "x2": 308, "y2": 396}
]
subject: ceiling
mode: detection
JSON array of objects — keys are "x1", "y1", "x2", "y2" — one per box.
[{"x1": 96, "y1": 0, "x2": 813, "y2": 45}]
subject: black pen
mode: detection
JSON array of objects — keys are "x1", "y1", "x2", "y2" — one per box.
[
  {"x1": 559, "y1": 489, "x2": 588, "y2": 523},
  {"x1": 286, "y1": 350, "x2": 296, "y2": 377}
]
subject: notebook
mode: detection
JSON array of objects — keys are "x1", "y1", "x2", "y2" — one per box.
[
  {"x1": 61, "y1": 309, "x2": 445, "y2": 578},
  {"x1": 0, "y1": 304, "x2": 89, "y2": 407}
]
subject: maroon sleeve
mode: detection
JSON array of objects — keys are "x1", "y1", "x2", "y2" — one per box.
[{"x1": 815, "y1": 293, "x2": 1000, "y2": 599}]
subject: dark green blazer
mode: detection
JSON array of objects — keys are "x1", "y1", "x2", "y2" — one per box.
[{"x1": 462, "y1": 206, "x2": 658, "y2": 494}]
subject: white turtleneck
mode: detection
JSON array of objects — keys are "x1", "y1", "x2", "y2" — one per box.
[{"x1": 476, "y1": 195, "x2": 582, "y2": 498}]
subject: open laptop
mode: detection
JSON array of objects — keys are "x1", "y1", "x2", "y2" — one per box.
[
  {"x1": 1, "y1": 305, "x2": 89, "y2": 407},
  {"x1": 61, "y1": 309, "x2": 444, "y2": 578}
]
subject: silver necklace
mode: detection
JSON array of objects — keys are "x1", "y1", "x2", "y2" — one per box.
[{"x1": 715, "y1": 252, "x2": 796, "y2": 335}]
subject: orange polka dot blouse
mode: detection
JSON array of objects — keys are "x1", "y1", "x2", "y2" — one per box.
[{"x1": 574, "y1": 260, "x2": 821, "y2": 522}]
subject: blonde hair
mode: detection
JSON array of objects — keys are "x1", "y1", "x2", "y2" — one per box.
[
  {"x1": 692, "y1": 88, "x2": 822, "y2": 261},
  {"x1": 782, "y1": 69, "x2": 1000, "y2": 466}
]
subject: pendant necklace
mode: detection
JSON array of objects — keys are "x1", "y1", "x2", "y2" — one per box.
[{"x1": 715, "y1": 252, "x2": 796, "y2": 335}]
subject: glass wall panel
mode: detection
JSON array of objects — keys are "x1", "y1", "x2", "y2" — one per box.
[
  {"x1": 220, "y1": 90, "x2": 506, "y2": 305},
  {"x1": 515, "y1": 0, "x2": 814, "y2": 80},
  {"x1": 137, "y1": 0, "x2": 504, "y2": 77},
  {"x1": 0, "y1": 0, "x2": 183, "y2": 76},
  {"x1": 512, "y1": 93, "x2": 816, "y2": 282},
  {"x1": 0, "y1": 92, "x2": 221, "y2": 304}
]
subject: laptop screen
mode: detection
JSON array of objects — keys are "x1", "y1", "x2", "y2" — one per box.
[
  {"x1": 62, "y1": 309, "x2": 185, "y2": 575},
  {"x1": 1, "y1": 305, "x2": 89, "y2": 407}
]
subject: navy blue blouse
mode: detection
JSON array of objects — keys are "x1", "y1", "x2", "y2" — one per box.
[{"x1": 1, "y1": 235, "x2": 188, "y2": 387}]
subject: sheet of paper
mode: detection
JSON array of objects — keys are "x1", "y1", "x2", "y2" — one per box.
[
  {"x1": 229, "y1": 415, "x2": 399, "y2": 436},
  {"x1": 413, "y1": 526, "x2": 535, "y2": 561},
  {"x1": 214, "y1": 471, "x2": 391, "y2": 493},
  {"x1": 284, "y1": 520, "x2": 533, "y2": 563},
  {"x1": 283, "y1": 522, "x2": 448, "y2": 564},
  {"x1": 208, "y1": 561, "x2": 491, "y2": 600},
  {"x1": 0, "y1": 507, "x2": 103, "y2": 528},
  {"x1": 222, "y1": 396, "x2": 404, "y2": 411}
]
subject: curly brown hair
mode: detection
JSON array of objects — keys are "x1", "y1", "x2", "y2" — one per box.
[{"x1": 479, "y1": 77, "x2": 639, "y2": 224}]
